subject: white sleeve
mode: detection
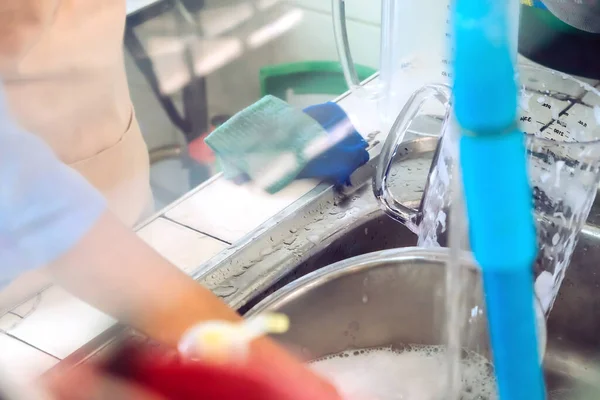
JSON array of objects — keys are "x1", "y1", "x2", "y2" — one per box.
[{"x1": 0, "y1": 87, "x2": 106, "y2": 287}]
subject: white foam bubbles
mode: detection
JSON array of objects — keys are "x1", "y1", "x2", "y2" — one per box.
[{"x1": 310, "y1": 345, "x2": 497, "y2": 400}]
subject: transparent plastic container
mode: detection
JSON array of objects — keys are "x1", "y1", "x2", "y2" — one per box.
[
  {"x1": 376, "y1": 64, "x2": 600, "y2": 317},
  {"x1": 332, "y1": 0, "x2": 451, "y2": 132},
  {"x1": 332, "y1": 0, "x2": 521, "y2": 133}
]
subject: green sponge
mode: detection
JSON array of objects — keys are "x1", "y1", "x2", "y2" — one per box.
[{"x1": 205, "y1": 95, "x2": 328, "y2": 193}]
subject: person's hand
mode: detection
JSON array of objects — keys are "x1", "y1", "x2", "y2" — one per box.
[
  {"x1": 41, "y1": 339, "x2": 340, "y2": 400},
  {"x1": 42, "y1": 364, "x2": 166, "y2": 400},
  {"x1": 44, "y1": 211, "x2": 340, "y2": 399}
]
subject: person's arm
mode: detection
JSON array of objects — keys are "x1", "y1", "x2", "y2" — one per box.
[
  {"x1": 49, "y1": 210, "x2": 241, "y2": 345},
  {"x1": 47, "y1": 211, "x2": 339, "y2": 399},
  {"x1": 0, "y1": 86, "x2": 338, "y2": 398}
]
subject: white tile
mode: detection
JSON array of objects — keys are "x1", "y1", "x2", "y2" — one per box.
[
  {"x1": 0, "y1": 313, "x2": 22, "y2": 332},
  {"x1": 6, "y1": 287, "x2": 115, "y2": 359},
  {"x1": 0, "y1": 269, "x2": 51, "y2": 316},
  {"x1": 289, "y1": 0, "x2": 381, "y2": 25},
  {"x1": 269, "y1": 9, "x2": 380, "y2": 70},
  {"x1": 11, "y1": 295, "x2": 42, "y2": 318},
  {"x1": 0, "y1": 334, "x2": 58, "y2": 380},
  {"x1": 166, "y1": 177, "x2": 317, "y2": 243},
  {"x1": 137, "y1": 218, "x2": 228, "y2": 274}
]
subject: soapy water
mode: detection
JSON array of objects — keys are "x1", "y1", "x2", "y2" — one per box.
[
  {"x1": 311, "y1": 346, "x2": 579, "y2": 399},
  {"x1": 310, "y1": 346, "x2": 497, "y2": 400}
]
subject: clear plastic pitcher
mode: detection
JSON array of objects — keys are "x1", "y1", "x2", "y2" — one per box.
[
  {"x1": 332, "y1": 0, "x2": 451, "y2": 132},
  {"x1": 332, "y1": 0, "x2": 521, "y2": 133},
  {"x1": 375, "y1": 64, "x2": 600, "y2": 316}
]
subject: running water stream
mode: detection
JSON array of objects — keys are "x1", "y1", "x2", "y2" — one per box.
[
  {"x1": 444, "y1": 132, "x2": 469, "y2": 400},
  {"x1": 416, "y1": 120, "x2": 471, "y2": 400}
]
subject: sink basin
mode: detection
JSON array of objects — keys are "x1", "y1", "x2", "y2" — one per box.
[
  {"x1": 230, "y1": 136, "x2": 600, "y2": 396},
  {"x1": 246, "y1": 247, "x2": 547, "y2": 397},
  {"x1": 242, "y1": 209, "x2": 600, "y2": 397}
]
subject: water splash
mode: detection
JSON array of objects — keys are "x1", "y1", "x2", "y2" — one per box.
[
  {"x1": 445, "y1": 145, "x2": 469, "y2": 400},
  {"x1": 519, "y1": 87, "x2": 532, "y2": 112}
]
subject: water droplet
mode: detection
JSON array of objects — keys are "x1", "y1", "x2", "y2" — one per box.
[
  {"x1": 213, "y1": 285, "x2": 237, "y2": 297},
  {"x1": 537, "y1": 96, "x2": 545, "y2": 104},
  {"x1": 283, "y1": 237, "x2": 297, "y2": 245},
  {"x1": 289, "y1": 228, "x2": 298, "y2": 233},
  {"x1": 260, "y1": 246, "x2": 274, "y2": 256},
  {"x1": 362, "y1": 294, "x2": 369, "y2": 303},
  {"x1": 519, "y1": 92, "x2": 532, "y2": 112},
  {"x1": 307, "y1": 235, "x2": 320, "y2": 245},
  {"x1": 232, "y1": 269, "x2": 246, "y2": 277}
]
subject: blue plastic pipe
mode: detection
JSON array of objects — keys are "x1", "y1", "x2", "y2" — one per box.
[{"x1": 452, "y1": 0, "x2": 546, "y2": 399}]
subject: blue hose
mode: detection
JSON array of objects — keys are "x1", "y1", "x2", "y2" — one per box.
[{"x1": 452, "y1": 0, "x2": 546, "y2": 399}]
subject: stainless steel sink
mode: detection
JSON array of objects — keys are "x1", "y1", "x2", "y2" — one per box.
[
  {"x1": 238, "y1": 212, "x2": 417, "y2": 314},
  {"x1": 70, "y1": 136, "x2": 600, "y2": 396},
  {"x1": 229, "y1": 140, "x2": 600, "y2": 396},
  {"x1": 243, "y1": 207, "x2": 600, "y2": 396}
]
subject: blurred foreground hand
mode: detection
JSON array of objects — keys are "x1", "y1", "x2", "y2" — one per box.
[
  {"x1": 41, "y1": 340, "x2": 340, "y2": 400},
  {"x1": 43, "y1": 364, "x2": 167, "y2": 400}
]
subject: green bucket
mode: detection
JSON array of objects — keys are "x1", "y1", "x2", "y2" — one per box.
[{"x1": 260, "y1": 61, "x2": 377, "y2": 107}]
